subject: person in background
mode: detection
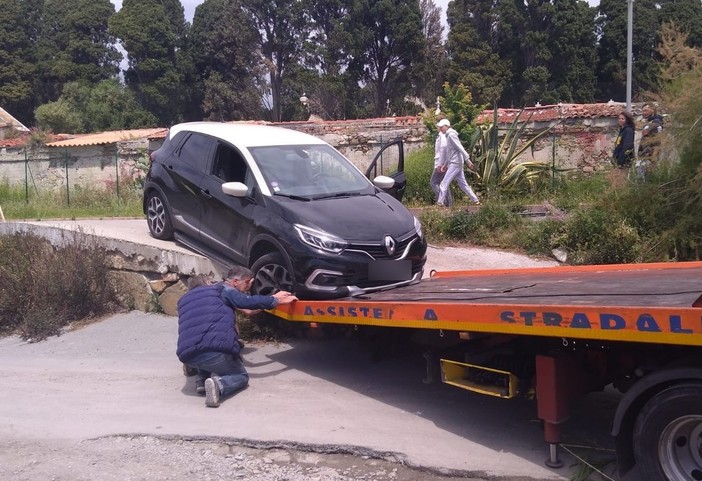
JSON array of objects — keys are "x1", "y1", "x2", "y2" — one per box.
[
  {"x1": 436, "y1": 118, "x2": 480, "y2": 207},
  {"x1": 636, "y1": 103, "x2": 664, "y2": 178},
  {"x1": 613, "y1": 110, "x2": 636, "y2": 169},
  {"x1": 430, "y1": 126, "x2": 452, "y2": 207},
  {"x1": 176, "y1": 266, "x2": 297, "y2": 407}
]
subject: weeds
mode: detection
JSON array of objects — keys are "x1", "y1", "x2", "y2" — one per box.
[
  {"x1": 0, "y1": 180, "x2": 143, "y2": 220},
  {"x1": 0, "y1": 231, "x2": 122, "y2": 341}
]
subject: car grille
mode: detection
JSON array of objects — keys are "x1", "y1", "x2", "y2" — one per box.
[{"x1": 346, "y1": 234, "x2": 418, "y2": 260}]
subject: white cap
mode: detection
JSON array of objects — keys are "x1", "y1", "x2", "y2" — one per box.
[{"x1": 437, "y1": 118, "x2": 450, "y2": 128}]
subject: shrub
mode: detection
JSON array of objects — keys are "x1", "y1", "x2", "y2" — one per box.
[
  {"x1": 0, "y1": 231, "x2": 122, "y2": 340},
  {"x1": 552, "y1": 209, "x2": 641, "y2": 265}
]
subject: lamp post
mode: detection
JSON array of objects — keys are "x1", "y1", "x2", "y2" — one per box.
[{"x1": 626, "y1": 0, "x2": 634, "y2": 111}]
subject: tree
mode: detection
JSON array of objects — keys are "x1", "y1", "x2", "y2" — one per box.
[
  {"x1": 35, "y1": 0, "x2": 121, "y2": 105},
  {"x1": 445, "y1": 0, "x2": 512, "y2": 106},
  {"x1": 0, "y1": 0, "x2": 42, "y2": 126},
  {"x1": 241, "y1": 0, "x2": 308, "y2": 122},
  {"x1": 304, "y1": 0, "x2": 353, "y2": 119},
  {"x1": 109, "y1": 0, "x2": 185, "y2": 125},
  {"x1": 596, "y1": 0, "x2": 660, "y2": 101},
  {"x1": 413, "y1": 0, "x2": 447, "y2": 108},
  {"x1": 35, "y1": 80, "x2": 158, "y2": 133},
  {"x1": 344, "y1": 0, "x2": 425, "y2": 117},
  {"x1": 189, "y1": 0, "x2": 264, "y2": 121},
  {"x1": 542, "y1": 0, "x2": 597, "y2": 103}
]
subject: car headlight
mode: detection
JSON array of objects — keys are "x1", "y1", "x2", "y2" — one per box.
[
  {"x1": 294, "y1": 224, "x2": 348, "y2": 254},
  {"x1": 414, "y1": 216, "x2": 423, "y2": 239}
]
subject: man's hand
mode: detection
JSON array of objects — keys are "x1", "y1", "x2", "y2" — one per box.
[{"x1": 273, "y1": 291, "x2": 298, "y2": 304}]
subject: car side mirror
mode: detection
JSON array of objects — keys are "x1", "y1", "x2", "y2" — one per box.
[
  {"x1": 373, "y1": 175, "x2": 395, "y2": 190},
  {"x1": 222, "y1": 182, "x2": 249, "y2": 198}
]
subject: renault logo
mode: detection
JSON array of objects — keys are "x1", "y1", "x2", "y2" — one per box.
[{"x1": 383, "y1": 235, "x2": 396, "y2": 256}]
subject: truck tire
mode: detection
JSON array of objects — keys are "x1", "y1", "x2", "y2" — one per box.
[{"x1": 633, "y1": 382, "x2": 702, "y2": 481}]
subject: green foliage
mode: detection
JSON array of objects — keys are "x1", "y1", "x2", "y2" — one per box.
[
  {"x1": 35, "y1": 80, "x2": 158, "y2": 134},
  {"x1": 469, "y1": 108, "x2": 554, "y2": 196},
  {"x1": 35, "y1": 0, "x2": 121, "y2": 105},
  {"x1": 445, "y1": 0, "x2": 511, "y2": 105},
  {"x1": 446, "y1": 204, "x2": 523, "y2": 246},
  {"x1": 0, "y1": 232, "x2": 121, "y2": 340},
  {"x1": 190, "y1": 0, "x2": 264, "y2": 121},
  {"x1": 109, "y1": 0, "x2": 185, "y2": 125},
  {"x1": 403, "y1": 146, "x2": 435, "y2": 205},
  {"x1": 0, "y1": 180, "x2": 143, "y2": 220},
  {"x1": 344, "y1": 0, "x2": 425, "y2": 117},
  {"x1": 241, "y1": 0, "x2": 308, "y2": 122},
  {"x1": 0, "y1": 0, "x2": 40, "y2": 126},
  {"x1": 35, "y1": 99, "x2": 83, "y2": 133},
  {"x1": 552, "y1": 209, "x2": 641, "y2": 265},
  {"x1": 422, "y1": 83, "x2": 482, "y2": 144}
]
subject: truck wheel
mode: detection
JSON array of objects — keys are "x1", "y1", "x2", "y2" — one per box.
[
  {"x1": 146, "y1": 191, "x2": 174, "y2": 240},
  {"x1": 250, "y1": 252, "x2": 293, "y2": 296},
  {"x1": 633, "y1": 382, "x2": 702, "y2": 481}
]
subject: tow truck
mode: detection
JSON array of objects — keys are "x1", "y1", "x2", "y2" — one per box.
[{"x1": 271, "y1": 260, "x2": 702, "y2": 481}]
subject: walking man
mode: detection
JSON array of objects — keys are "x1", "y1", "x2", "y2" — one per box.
[{"x1": 436, "y1": 119, "x2": 480, "y2": 206}]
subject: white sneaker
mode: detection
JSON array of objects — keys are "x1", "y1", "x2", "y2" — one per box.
[{"x1": 205, "y1": 377, "x2": 221, "y2": 408}]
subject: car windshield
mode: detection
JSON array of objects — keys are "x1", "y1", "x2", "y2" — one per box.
[{"x1": 248, "y1": 144, "x2": 373, "y2": 198}]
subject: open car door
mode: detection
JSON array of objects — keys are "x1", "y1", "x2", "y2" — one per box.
[{"x1": 364, "y1": 139, "x2": 406, "y2": 201}]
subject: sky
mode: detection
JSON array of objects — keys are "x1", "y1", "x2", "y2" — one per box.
[{"x1": 110, "y1": 0, "x2": 453, "y2": 26}]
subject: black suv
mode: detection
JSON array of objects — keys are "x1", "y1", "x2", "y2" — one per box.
[{"x1": 143, "y1": 122, "x2": 426, "y2": 299}]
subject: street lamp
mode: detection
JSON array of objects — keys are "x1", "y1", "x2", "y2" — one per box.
[{"x1": 626, "y1": 0, "x2": 633, "y2": 111}]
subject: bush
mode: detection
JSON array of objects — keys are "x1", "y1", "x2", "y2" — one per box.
[
  {"x1": 552, "y1": 209, "x2": 641, "y2": 265},
  {"x1": 0, "y1": 231, "x2": 122, "y2": 340},
  {"x1": 404, "y1": 146, "x2": 436, "y2": 205}
]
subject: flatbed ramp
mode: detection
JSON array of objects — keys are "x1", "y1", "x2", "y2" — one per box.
[{"x1": 274, "y1": 261, "x2": 702, "y2": 346}]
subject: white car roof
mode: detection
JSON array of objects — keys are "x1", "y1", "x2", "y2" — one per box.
[{"x1": 168, "y1": 122, "x2": 327, "y2": 148}]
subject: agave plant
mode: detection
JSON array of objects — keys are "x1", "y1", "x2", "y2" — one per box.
[{"x1": 468, "y1": 107, "x2": 554, "y2": 196}]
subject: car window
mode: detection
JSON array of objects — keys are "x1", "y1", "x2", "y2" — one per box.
[
  {"x1": 212, "y1": 143, "x2": 249, "y2": 184},
  {"x1": 178, "y1": 133, "x2": 216, "y2": 173},
  {"x1": 249, "y1": 144, "x2": 371, "y2": 197}
]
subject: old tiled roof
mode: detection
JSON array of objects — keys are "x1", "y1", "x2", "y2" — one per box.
[
  {"x1": 46, "y1": 128, "x2": 164, "y2": 147},
  {"x1": 0, "y1": 133, "x2": 70, "y2": 149},
  {"x1": 476, "y1": 102, "x2": 628, "y2": 124}
]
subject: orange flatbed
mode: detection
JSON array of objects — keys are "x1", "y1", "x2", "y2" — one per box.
[{"x1": 273, "y1": 261, "x2": 702, "y2": 347}]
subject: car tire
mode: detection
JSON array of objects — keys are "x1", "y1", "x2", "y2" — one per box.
[
  {"x1": 250, "y1": 252, "x2": 294, "y2": 296},
  {"x1": 146, "y1": 191, "x2": 174, "y2": 240},
  {"x1": 632, "y1": 382, "x2": 702, "y2": 481}
]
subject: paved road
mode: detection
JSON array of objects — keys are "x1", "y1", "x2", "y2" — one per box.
[{"x1": 0, "y1": 219, "x2": 623, "y2": 480}]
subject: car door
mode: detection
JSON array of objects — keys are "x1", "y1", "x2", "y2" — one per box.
[
  {"x1": 364, "y1": 139, "x2": 406, "y2": 201},
  {"x1": 197, "y1": 142, "x2": 257, "y2": 266},
  {"x1": 164, "y1": 132, "x2": 216, "y2": 240}
]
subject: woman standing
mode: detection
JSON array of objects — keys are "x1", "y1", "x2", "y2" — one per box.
[{"x1": 613, "y1": 111, "x2": 636, "y2": 168}]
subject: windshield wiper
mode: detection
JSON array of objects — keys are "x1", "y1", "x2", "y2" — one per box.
[
  {"x1": 274, "y1": 193, "x2": 312, "y2": 201},
  {"x1": 311, "y1": 192, "x2": 362, "y2": 200}
]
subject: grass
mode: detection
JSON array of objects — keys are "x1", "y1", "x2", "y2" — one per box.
[{"x1": 0, "y1": 181, "x2": 144, "y2": 220}]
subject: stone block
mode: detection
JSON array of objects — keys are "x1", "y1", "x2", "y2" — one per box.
[{"x1": 159, "y1": 280, "x2": 189, "y2": 316}]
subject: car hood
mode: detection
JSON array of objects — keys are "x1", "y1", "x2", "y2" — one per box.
[{"x1": 271, "y1": 192, "x2": 416, "y2": 241}]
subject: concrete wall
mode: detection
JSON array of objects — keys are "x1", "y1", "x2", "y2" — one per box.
[
  {"x1": 0, "y1": 142, "x2": 148, "y2": 190},
  {"x1": 0, "y1": 114, "x2": 621, "y2": 190}
]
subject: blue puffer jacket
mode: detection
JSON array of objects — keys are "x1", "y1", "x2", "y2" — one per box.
[{"x1": 176, "y1": 284, "x2": 238, "y2": 362}]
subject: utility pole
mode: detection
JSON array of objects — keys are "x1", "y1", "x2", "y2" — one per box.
[{"x1": 626, "y1": 0, "x2": 634, "y2": 111}]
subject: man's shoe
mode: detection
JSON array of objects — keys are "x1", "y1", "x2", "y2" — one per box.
[
  {"x1": 205, "y1": 377, "x2": 221, "y2": 408},
  {"x1": 195, "y1": 378, "x2": 205, "y2": 394}
]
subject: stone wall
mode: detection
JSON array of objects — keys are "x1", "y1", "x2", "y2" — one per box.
[{"x1": 0, "y1": 113, "x2": 622, "y2": 190}]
